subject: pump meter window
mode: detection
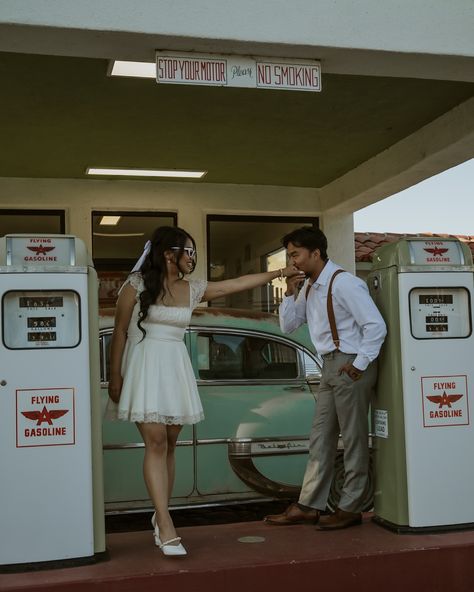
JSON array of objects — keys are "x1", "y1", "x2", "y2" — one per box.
[
  {"x1": 409, "y1": 287, "x2": 471, "y2": 339},
  {"x1": 2, "y1": 290, "x2": 81, "y2": 349}
]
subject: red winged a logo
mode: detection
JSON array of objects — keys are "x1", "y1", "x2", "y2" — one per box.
[
  {"x1": 21, "y1": 406, "x2": 68, "y2": 425},
  {"x1": 27, "y1": 245, "x2": 55, "y2": 256},
  {"x1": 424, "y1": 247, "x2": 449, "y2": 257},
  {"x1": 426, "y1": 391, "x2": 463, "y2": 408}
]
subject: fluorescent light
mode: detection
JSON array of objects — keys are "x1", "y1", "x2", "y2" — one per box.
[
  {"x1": 110, "y1": 61, "x2": 155, "y2": 78},
  {"x1": 99, "y1": 216, "x2": 121, "y2": 226},
  {"x1": 87, "y1": 167, "x2": 207, "y2": 179}
]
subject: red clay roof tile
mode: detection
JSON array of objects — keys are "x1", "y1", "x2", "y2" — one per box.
[{"x1": 355, "y1": 232, "x2": 474, "y2": 262}]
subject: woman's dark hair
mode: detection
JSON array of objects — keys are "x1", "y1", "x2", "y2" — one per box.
[
  {"x1": 136, "y1": 226, "x2": 196, "y2": 339},
  {"x1": 282, "y1": 226, "x2": 328, "y2": 261}
]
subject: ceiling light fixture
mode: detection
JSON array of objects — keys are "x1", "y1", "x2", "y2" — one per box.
[
  {"x1": 109, "y1": 60, "x2": 155, "y2": 78},
  {"x1": 99, "y1": 216, "x2": 121, "y2": 226},
  {"x1": 87, "y1": 167, "x2": 207, "y2": 179}
]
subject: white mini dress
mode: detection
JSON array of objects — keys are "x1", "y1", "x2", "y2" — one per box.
[{"x1": 107, "y1": 273, "x2": 207, "y2": 425}]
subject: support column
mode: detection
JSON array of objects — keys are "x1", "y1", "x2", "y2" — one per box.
[
  {"x1": 178, "y1": 204, "x2": 207, "y2": 280},
  {"x1": 69, "y1": 200, "x2": 92, "y2": 253},
  {"x1": 321, "y1": 212, "x2": 355, "y2": 273}
]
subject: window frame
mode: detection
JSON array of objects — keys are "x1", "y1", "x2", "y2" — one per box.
[
  {"x1": 206, "y1": 214, "x2": 319, "y2": 267},
  {"x1": 92, "y1": 210, "x2": 177, "y2": 271},
  {"x1": 0, "y1": 209, "x2": 65, "y2": 234},
  {"x1": 206, "y1": 214, "x2": 318, "y2": 310}
]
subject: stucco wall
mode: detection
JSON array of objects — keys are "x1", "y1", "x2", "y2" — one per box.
[{"x1": 0, "y1": 177, "x2": 331, "y2": 277}]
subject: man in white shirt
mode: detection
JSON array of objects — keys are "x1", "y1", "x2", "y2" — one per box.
[{"x1": 265, "y1": 227, "x2": 386, "y2": 530}]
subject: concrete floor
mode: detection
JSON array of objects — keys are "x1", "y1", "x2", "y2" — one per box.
[{"x1": 2, "y1": 514, "x2": 474, "y2": 592}]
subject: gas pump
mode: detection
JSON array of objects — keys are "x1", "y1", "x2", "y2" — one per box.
[
  {"x1": 368, "y1": 237, "x2": 474, "y2": 531},
  {"x1": 0, "y1": 234, "x2": 105, "y2": 567}
]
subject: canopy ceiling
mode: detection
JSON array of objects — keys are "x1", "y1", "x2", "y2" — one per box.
[{"x1": 1, "y1": 51, "x2": 474, "y2": 188}]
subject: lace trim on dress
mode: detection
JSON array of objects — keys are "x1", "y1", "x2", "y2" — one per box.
[
  {"x1": 119, "y1": 272, "x2": 145, "y2": 302},
  {"x1": 189, "y1": 279, "x2": 207, "y2": 309},
  {"x1": 116, "y1": 410, "x2": 204, "y2": 425},
  {"x1": 122, "y1": 274, "x2": 205, "y2": 308},
  {"x1": 128, "y1": 273, "x2": 145, "y2": 298}
]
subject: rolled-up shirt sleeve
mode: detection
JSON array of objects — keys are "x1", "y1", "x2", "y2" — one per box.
[
  {"x1": 335, "y1": 279, "x2": 387, "y2": 371},
  {"x1": 279, "y1": 286, "x2": 307, "y2": 333}
]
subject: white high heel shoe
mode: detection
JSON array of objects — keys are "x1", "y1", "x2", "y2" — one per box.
[
  {"x1": 156, "y1": 536, "x2": 187, "y2": 557},
  {"x1": 152, "y1": 513, "x2": 187, "y2": 556},
  {"x1": 151, "y1": 512, "x2": 159, "y2": 537},
  {"x1": 151, "y1": 512, "x2": 162, "y2": 547}
]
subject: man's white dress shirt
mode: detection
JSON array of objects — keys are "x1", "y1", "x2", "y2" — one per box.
[{"x1": 279, "y1": 260, "x2": 386, "y2": 371}]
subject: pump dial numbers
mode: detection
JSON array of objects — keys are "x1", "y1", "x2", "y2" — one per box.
[
  {"x1": 2, "y1": 290, "x2": 81, "y2": 349},
  {"x1": 19, "y1": 296, "x2": 64, "y2": 308},
  {"x1": 425, "y1": 315, "x2": 448, "y2": 324},
  {"x1": 419, "y1": 294, "x2": 453, "y2": 305},
  {"x1": 27, "y1": 331, "x2": 57, "y2": 342},
  {"x1": 409, "y1": 287, "x2": 471, "y2": 339},
  {"x1": 27, "y1": 317, "x2": 56, "y2": 328},
  {"x1": 426, "y1": 324, "x2": 448, "y2": 332}
]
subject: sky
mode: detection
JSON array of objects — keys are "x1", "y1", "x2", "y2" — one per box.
[{"x1": 353, "y1": 158, "x2": 474, "y2": 236}]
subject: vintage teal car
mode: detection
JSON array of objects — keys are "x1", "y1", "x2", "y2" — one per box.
[{"x1": 99, "y1": 307, "x2": 374, "y2": 513}]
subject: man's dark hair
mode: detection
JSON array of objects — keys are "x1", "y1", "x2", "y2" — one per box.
[{"x1": 282, "y1": 226, "x2": 328, "y2": 261}]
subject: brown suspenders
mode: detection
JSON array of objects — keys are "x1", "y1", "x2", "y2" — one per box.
[{"x1": 306, "y1": 268, "x2": 345, "y2": 351}]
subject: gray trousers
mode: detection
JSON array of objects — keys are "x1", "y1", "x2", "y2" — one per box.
[{"x1": 299, "y1": 351, "x2": 377, "y2": 513}]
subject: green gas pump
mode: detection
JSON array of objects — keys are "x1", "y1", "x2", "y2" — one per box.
[{"x1": 368, "y1": 237, "x2": 474, "y2": 531}]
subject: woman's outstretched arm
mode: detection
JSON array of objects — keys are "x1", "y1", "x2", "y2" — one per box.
[{"x1": 202, "y1": 265, "x2": 304, "y2": 302}]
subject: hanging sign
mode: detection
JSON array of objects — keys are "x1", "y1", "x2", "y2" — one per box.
[{"x1": 156, "y1": 51, "x2": 321, "y2": 92}]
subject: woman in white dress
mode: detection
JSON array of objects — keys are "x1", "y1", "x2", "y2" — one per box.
[{"x1": 107, "y1": 226, "x2": 302, "y2": 556}]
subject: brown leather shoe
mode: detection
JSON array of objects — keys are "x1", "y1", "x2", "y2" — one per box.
[
  {"x1": 316, "y1": 508, "x2": 362, "y2": 530},
  {"x1": 264, "y1": 503, "x2": 320, "y2": 525}
]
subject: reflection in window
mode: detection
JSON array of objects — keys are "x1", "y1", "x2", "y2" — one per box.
[
  {"x1": 207, "y1": 215, "x2": 318, "y2": 312},
  {"x1": 92, "y1": 211, "x2": 176, "y2": 308},
  {"x1": 197, "y1": 333, "x2": 298, "y2": 380}
]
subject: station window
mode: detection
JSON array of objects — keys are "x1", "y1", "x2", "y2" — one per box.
[
  {"x1": 92, "y1": 211, "x2": 176, "y2": 308},
  {"x1": 207, "y1": 215, "x2": 318, "y2": 311},
  {"x1": 0, "y1": 209, "x2": 65, "y2": 236}
]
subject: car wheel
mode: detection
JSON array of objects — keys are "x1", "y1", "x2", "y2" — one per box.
[{"x1": 326, "y1": 450, "x2": 374, "y2": 512}]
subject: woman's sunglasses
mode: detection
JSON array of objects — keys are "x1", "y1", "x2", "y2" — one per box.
[{"x1": 171, "y1": 246, "x2": 196, "y2": 259}]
